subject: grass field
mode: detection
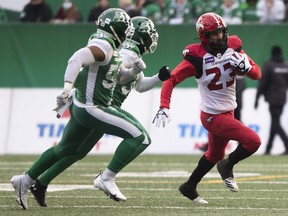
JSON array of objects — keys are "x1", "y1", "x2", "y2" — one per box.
[{"x1": 1, "y1": 154, "x2": 288, "y2": 216}]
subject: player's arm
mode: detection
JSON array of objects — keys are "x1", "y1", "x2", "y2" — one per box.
[
  {"x1": 134, "y1": 66, "x2": 171, "y2": 93},
  {"x1": 153, "y1": 60, "x2": 197, "y2": 127},
  {"x1": 239, "y1": 51, "x2": 261, "y2": 80},
  {"x1": 117, "y1": 59, "x2": 147, "y2": 84},
  {"x1": 160, "y1": 60, "x2": 197, "y2": 108},
  {"x1": 57, "y1": 46, "x2": 102, "y2": 106}
]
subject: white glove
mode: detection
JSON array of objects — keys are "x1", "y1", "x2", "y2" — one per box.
[
  {"x1": 132, "y1": 59, "x2": 146, "y2": 75},
  {"x1": 56, "y1": 82, "x2": 73, "y2": 107},
  {"x1": 229, "y1": 52, "x2": 252, "y2": 73},
  {"x1": 152, "y1": 108, "x2": 171, "y2": 128},
  {"x1": 56, "y1": 90, "x2": 71, "y2": 107}
]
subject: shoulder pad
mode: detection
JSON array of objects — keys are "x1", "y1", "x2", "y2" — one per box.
[
  {"x1": 228, "y1": 35, "x2": 242, "y2": 51},
  {"x1": 182, "y1": 44, "x2": 205, "y2": 58},
  {"x1": 122, "y1": 41, "x2": 141, "y2": 57}
]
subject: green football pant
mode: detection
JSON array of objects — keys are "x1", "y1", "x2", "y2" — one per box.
[{"x1": 28, "y1": 104, "x2": 150, "y2": 183}]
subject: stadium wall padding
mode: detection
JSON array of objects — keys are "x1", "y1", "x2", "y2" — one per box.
[
  {"x1": 0, "y1": 23, "x2": 288, "y2": 87},
  {"x1": 1, "y1": 88, "x2": 287, "y2": 155}
]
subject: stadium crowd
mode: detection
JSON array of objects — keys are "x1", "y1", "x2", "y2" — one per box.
[{"x1": 1, "y1": 0, "x2": 288, "y2": 24}]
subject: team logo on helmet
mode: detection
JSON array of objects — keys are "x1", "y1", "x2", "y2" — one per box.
[
  {"x1": 182, "y1": 49, "x2": 189, "y2": 57},
  {"x1": 114, "y1": 11, "x2": 130, "y2": 23},
  {"x1": 196, "y1": 22, "x2": 204, "y2": 33}
]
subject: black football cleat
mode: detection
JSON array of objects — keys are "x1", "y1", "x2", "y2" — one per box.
[
  {"x1": 217, "y1": 159, "x2": 239, "y2": 192},
  {"x1": 29, "y1": 179, "x2": 48, "y2": 207},
  {"x1": 179, "y1": 181, "x2": 208, "y2": 204}
]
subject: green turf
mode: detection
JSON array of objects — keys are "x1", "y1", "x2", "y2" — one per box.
[{"x1": 1, "y1": 154, "x2": 288, "y2": 216}]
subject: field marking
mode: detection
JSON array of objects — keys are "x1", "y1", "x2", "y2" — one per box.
[
  {"x1": 2, "y1": 195, "x2": 288, "y2": 200},
  {"x1": 202, "y1": 174, "x2": 288, "y2": 184},
  {"x1": 84, "y1": 171, "x2": 260, "y2": 178},
  {"x1": 2, "y1": 161, "x2": 288, "y2": 167},
  {"x1": 1, "y1": 171, "x2": 288, "y2": 192},
  {"x1": 0, "y1": 204, "x2": 288, "y2": 212},
  {"x1": 2, "y1": 185, "x2": 288, "y2": 192}
]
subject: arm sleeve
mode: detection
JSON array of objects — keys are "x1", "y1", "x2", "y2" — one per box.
[
  {"x1": 64, "y1": 47, "x2": 95, "y2": 83},
  {"x1": 118, "y1": 49, "x2": 146, "y2": 84},
  {"x1": 117, "y1": 64, "x2": 140, "y2": 84},
  {"x1": 160, "y1": 60, "x2": 197, "y2": 108},
  {"x1": 134, "y1": 73, "x2": 161, "y2": 93}
]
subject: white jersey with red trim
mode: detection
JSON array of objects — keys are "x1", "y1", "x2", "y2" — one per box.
[
  {"x1": 182, "y1": 35, "x2": 243, "y2": 114},
  {"x1": 160, "y1": 35, "x2": 261, "y2": 114},
  {"x1": 196, "y1": 48, "x2": 236, "y2": 114}
]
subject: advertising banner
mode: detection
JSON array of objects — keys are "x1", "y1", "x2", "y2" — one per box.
[{"x1": 0, "y1": 88, "x2": 287, "y2": 155}]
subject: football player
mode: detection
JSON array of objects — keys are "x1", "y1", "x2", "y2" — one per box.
[
  {"x1": 153, "y1": 12, "x2": 262, "y2": 204},
  {"x1": 11, "y1": 10, "x2": 170, "y2": 210}
]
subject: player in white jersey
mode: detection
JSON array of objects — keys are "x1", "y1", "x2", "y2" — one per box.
[
  {"x1": 153, "y1": 12, "x2": 262, "y2": 204},
  {"x1": 10, "y1": 14, "x2": 170, "y2": 209}
]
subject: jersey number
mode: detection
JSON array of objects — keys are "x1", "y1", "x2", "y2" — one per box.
[{"x1": 206, "y1": 63, "x2": 234, "y2": 90}]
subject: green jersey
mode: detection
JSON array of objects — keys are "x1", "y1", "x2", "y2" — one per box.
[
  {"x1": 74, "y1": 32, "x2": 122, "y2": 107},
  {"x1": 112, "y1": 41, "x2": 142, "y2": 108}
]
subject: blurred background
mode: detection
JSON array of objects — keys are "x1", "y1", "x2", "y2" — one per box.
[{"x1": 0, "y1": 0, "x2": 288, "y2": 155}]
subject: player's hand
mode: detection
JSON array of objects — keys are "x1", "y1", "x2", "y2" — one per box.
[
  {"x1": 152, "y1": 108, "x2": 171, "y2": 128},
  {"x1": 132, "y1": 59, "x2": 146, "y2": 74},
  {"x1": 56, "y1": 90, "x2": 71, "y2": 107},
  {"x1": 229, "y1": 52, "x2": 252, "y2": 74},
  {"x1": 158, "y1": 66, "x2": 171, "y2": 81}
]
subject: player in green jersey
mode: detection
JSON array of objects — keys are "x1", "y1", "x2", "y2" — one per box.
[{"x1": 11, "y1": 12, "x2": 170, "y2": 210}]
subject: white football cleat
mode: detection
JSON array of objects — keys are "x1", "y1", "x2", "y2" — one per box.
[
  {"x1": 11, "y1": 175, "x2": 29, "y2": 210},
  {"x1": 223, "y1": 177, "x2": 239, "y2": 192},
  {"x1": 217, "y1": 159, "x2": 239, "y2": 192},
  {"x1": 93, "y1": 174, "x2": 127, "y2": 202},
  {"x1": 192, "y1": 196, "x2": 208, "y2": 204}
]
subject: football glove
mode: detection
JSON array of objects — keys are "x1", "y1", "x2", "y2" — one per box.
[
  {"x1": 229, "y1": 52, "x2": 252, "y2": 74},
  {"x1": 152, "y1": 108, "x2": 171, "y2": 128},
  {"x1": 132, "y1": 59, "x2": 146, "y2": 74},
  {"x1": 56, "y1": 82, "x2": 73, "y2": 107},
  {"x1": 56, "y1": 91, "x2": 70, "y2": 107},
  {"x1": 158, "y1": 66, "x2": 171, "y2": 81}
]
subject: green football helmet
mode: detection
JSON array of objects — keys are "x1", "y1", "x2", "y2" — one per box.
[
  {"x1": 130, "y1": 16, "x2": 159, "y2": 55},
  {"x1": 96, "y1": 8, "x2": 133, "y2": 48}
]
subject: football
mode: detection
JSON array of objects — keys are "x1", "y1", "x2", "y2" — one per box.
[{"x1": 231, "y1": 67, "x2": 247, "y2": 76}]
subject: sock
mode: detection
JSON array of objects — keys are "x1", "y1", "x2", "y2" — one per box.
[
  {"x1": 226, "y1": 145, "x2": 253, "y2": 169},
  {"x1": 23, "y1": 173, "x2": 34, "y2": 187},
  {"x1": 101, "y1": 168, "x2": 116, "y2": 181},
  {"x1": 188, "y1": 155, "x2": 215, "y2": 186}
]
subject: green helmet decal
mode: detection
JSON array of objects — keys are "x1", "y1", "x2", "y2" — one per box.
[
  {"x1": 96, "y1": 8, "x2": 133, "y2": 48},
  {"x1": 130, "y1": 16, "x2": 159, "y2": 55}
]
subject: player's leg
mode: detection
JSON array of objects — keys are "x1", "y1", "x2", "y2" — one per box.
[
  {"x1": 11, "y1": 115, "x2": 92, "y2": 209},
  {"x1": 106, "y1": 108, "x2": 151, "y2": 172},
  {"x1": 93, "y1": 108, "x2": 151, "y2": 201},
  {"x1": 73, "y1": 105, "x2": 147, "y2": 201},
  {"x1": 179, "y1": 132, "x2": 228, "y2": 204},
  {"x1": 202, "y1": 111, "x2": 261, "y2": 192},
  {"x1": 30, "y1": 130, "x2": 104, "y2": 207}
]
